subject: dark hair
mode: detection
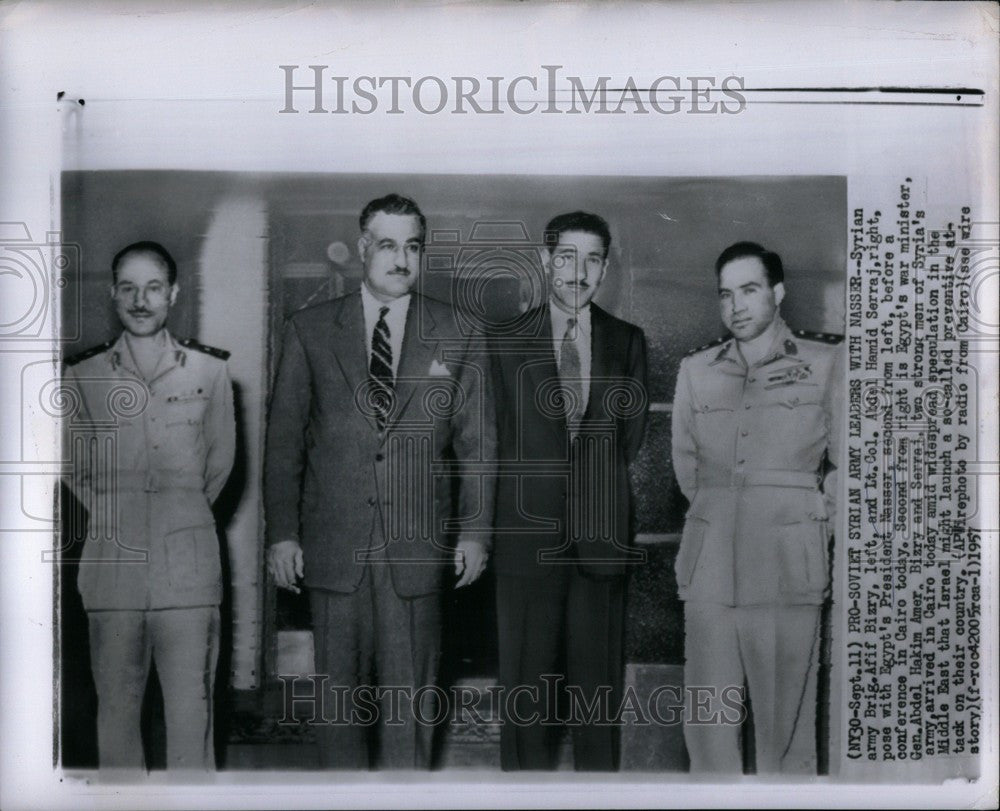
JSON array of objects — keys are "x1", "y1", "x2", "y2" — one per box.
[
  {"x1": 359, "y1": 194, "x2": 426, "y2": 242},
  {"x1": 543, "y1": 211, "x2": 612, "y2": 258},
  {"x1": 714, "y1": 241, "x2": 784, "y2": 286},
  {"x1": 111, "y1": 241, "x2": 177, "y2": 285}
]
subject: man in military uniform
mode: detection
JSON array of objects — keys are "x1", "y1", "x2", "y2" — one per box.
[
  {"x1": 62, "y1": 241, "x2": 235, "y2": 770},
  {"x1": 671, "y1": 241, "x2": 843, "y2": 774}
]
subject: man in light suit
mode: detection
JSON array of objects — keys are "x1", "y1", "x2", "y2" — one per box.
[
  {"x1": 672, "y1": 241, "x2": 843, "y2": 773},
  {"x1": 62, "y1": 241, "x2": 235, "y2": 770},
  {"x1": 265, "y1": 194, "x2": 495, "y2": 769},
  {"x1": 490, "y1": 211, "x2": 648, "y2": 770}
]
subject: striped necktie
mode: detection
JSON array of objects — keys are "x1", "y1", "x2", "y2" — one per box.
[
  {"x1": 559, "y1": 317, "x2": 584, "y2": 426},
  {"x1": 369, "y1": 305, "x2": 394, "y2": 430}
]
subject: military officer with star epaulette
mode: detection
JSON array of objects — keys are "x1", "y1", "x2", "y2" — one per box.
[
  {"x1": 671, "y1": 241, "x2": 844, "y2": 774},
  {"x1": 62, "y1": 240, "x2": 235, "y2": 771}
]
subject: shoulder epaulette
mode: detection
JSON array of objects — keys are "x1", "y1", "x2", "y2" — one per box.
[
  {"x1": 177, "y1": 337, "x2": 231, "y2": 360},
  {"x1": 63, "y1": 341, "x2": 113, "y2": 367},
  {"x1": 792, "y1": 329, "x2": 844, "y2": 345},
  {"x1": 686, "y1": 335, "x2": 729, "y2": 357}
]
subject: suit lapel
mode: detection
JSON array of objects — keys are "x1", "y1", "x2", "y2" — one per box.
[
  {"x1": 330, "y1": 292, "x2": 376, "y2": 430},
  {"x1": 587, "y1": 305, "x2": 613, "y2": 421},
  {"x1": 524, "y1": 306, "x2": 568, "y2": 440},
  {"x1": 392, "y1": 295, "x2": 438, "y2": 427}
]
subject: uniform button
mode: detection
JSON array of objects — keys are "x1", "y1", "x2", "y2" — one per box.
[
  {"x1": 748, "y1": 378, "x2": 756, "y2": 383},
  {"x1": 375, "y1": 453, "x2": 384, "y2": 462},
  {"x1": 366, "y1": 497, "x2": 376, "y2": 507},
  {"x1": 740, "y1": 430, "x2": 749, "y2": 437},
  {"x1": 153, "y1": 444, "x2": 159, "y2": 450},
  {"x1": 737, "y1": 459, "x2": 745, "y2": 465},
  {"x1": 744, "y1": 404, "x2": 751, "y2": 409}
]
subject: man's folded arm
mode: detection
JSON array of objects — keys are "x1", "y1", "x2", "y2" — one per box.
[
  {"x1": 624, "y1": 326, "x2": 649, "y2": 465},
  {"x1": 263, "y1": 318, "x2": 311, "y2": 546},
  {"x1": 204, "y1": 362, "x2": 236, "y2": 504},
  {"x1": 821, "y1": 343, "x2": 846, "y2": 520},
  {"x1": 671, "y1": 358, "x2": 699, "y2": 502},
  {"x1": 60, "y1": 364, "x2": 93, "y2": 506},
  {"x1": 450, "y1": 330, "x2": 497, "y2": 551}
]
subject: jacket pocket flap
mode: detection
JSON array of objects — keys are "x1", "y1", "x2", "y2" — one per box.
[{"x1": 675, "y1": 516, "x2": 708, "y2": 587}]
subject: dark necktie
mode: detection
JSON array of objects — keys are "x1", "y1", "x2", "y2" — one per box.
[
  {"x1": 559, "y1": 317, "x2": 584, "y2": 426},
  {"x1": 369, "y1": 305, "x2": 394, "y2": 430}
]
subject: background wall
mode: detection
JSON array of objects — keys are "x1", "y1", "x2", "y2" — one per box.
[{"x1": 60, "y1": 170, "x2": 845, "y2": 764}]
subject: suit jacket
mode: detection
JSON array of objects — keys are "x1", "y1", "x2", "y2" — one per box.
[
  {"x1": 671, "y1": 318, "x2": 843, "y2": 606},
  {"x1": 63, "y1": 331, "x2": 235, "y2": 610},
  {"x1": 264, "y1": 291, "x2": 496, "y2": 598},
  {"x1": 490, "y1": 303, "x2": 648, "y2": 579}
]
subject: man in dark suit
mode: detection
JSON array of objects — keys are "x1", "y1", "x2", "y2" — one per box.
[
  {"x1": 490, "y1": 211, "x2": 648, "y2": 770},
  {"x1": 264, "y1": 194, "x2": 495, "y2": 769}
]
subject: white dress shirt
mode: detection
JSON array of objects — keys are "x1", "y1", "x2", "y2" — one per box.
[
  {"x1": 361, "y1": 283, "x2": 410, "y2": 378},
  {"x1": 549, "y1": 300, "x2": 592, "y2": 408}
]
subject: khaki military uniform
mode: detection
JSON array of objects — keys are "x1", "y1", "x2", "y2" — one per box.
[
  {"x1": 671, "y1": 317, "x2": 843, "y2": 773},
  {"x1": 63, "y1": 330, "x2": 235, "y2": 769}
]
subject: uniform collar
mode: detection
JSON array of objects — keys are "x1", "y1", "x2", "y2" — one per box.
[
  {"x1": 108, "y1": 329, "x2": 185, "y2": 383},
  {"x1": 756, "y1": 317, "x2": 799, "y2": 366},
  {"x1": 710, "y1": 317, "x2": 798, "y2": 367}
]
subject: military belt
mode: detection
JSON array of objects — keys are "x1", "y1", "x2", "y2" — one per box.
[
  {"x1": 91, "y1": 471, "x2": 206, "y2": 493},
  {"x1": 697, "y1": 469, "x2": 821, "y2": 490}
]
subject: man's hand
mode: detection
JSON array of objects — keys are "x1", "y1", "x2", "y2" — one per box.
[
  {"x1": 268, "y1": 539, "x2": 304, "y2": 594},
  {"x1": 454, "y1": 539, "x2": 488, "y2": 588}
]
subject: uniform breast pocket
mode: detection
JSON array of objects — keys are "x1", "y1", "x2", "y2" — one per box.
[
  {"x1": 759, "y1": 382, "x2": 821, "y2": 411},
  {"x1": 675, "y1": 515, "x2": 709, "y2": 587},
  {"x1": 693, "y1": 403, "x2": 736, "y2": 434},
  {"x1": 776, "y1": 518, "x2": 829, "y2": 594},
  {"x1": 696, "y1": 403, "x2": 736, "y2": 415},
  {"x1": 165, "y1": 396, "x2": 208, "y2": 439},
  {"x1": 164, "y1": 523, "x2": 221, "y2": 590}
]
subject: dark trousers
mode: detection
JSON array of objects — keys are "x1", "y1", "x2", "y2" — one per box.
[
  {"x1": 309, "y1": 562, "x2": 441, "y2": 770},
  {"x1": 496, "y1": 568, "x2": 625, "y2": 771}
]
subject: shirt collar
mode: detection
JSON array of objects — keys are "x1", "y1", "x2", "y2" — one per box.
[
  {"x1": 759, "y1": 317, "x2": 797, "y2": 365},
  {"x1": 361, "y1": 282, "x2": 410, "y2": 322},
  {"x1": 549, "y1": 300, "x2": 591, "y2": 338},
  {"x1": 710, "y1": 317, "x2": 796, "y2": 367},
  {"x1": 109, "y1": 329, "x2": 180, "y2": 376}
]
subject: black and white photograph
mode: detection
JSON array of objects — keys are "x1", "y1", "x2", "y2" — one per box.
[
  {"x1": 55, "y1": 172, "x2": 846, "y2": 774},
  {"x1": 0, "y1": 2, "x2": 997, "y2": 809}
]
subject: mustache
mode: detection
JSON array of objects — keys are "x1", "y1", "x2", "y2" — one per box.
[{"x1": 565, "y1": 280, "x2": 590, "y2": 289}]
